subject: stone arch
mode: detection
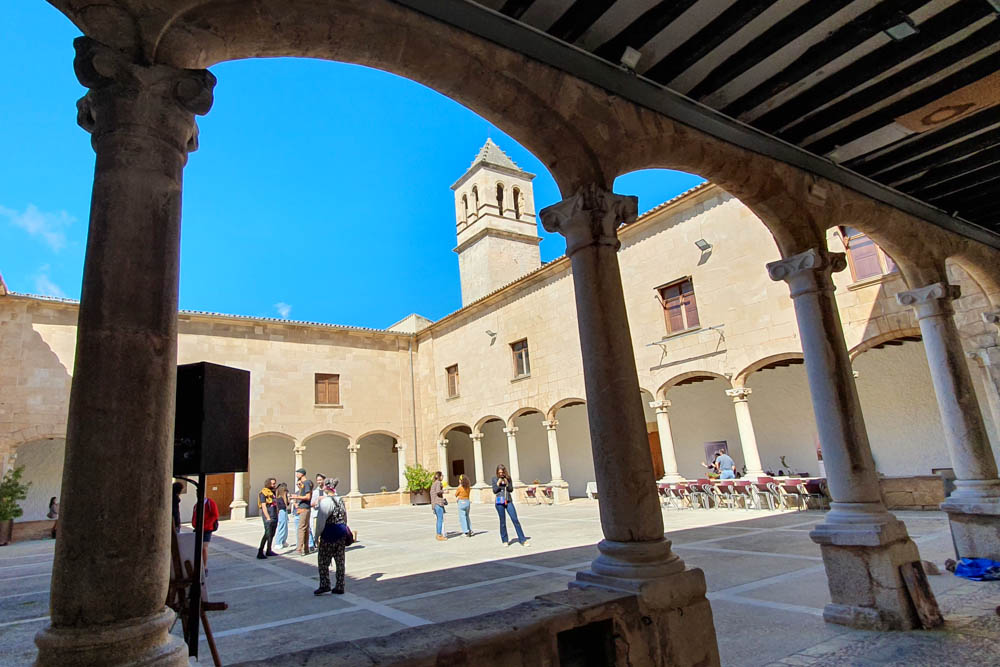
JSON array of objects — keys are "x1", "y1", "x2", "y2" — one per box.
[
  {"x1": 300, "y1": 431, "x2": 352, "y2": 494},
  {"x1": 356, "y1": 430, "x2": 400, "y2": 493},
  {"x1": 10, "y1": 437, "x2": 66, "y2": 522},
  {"x1": 357, "y1": 429, "x2": 401, "y2": 443},
  {"x1": 473, "y1": 415, "x2": 504, "y2": 433},
  {"x1": 657, "y1": 371, "x2": 731, "y2": 399},
  {"x1": 301, "y1": 429, "x2": 354, "y2": 447},
  {"x1": 440, "y1": 422, "x2": 472, "y2": 441},
  {"x1": 546, "y1": 398, "x2": 586, "y2": 421},
  {"x1": 849, "y1": 329, "x2": 923, "y2": 361},
  {"x1": 441, "y1": 423, "x2": 473, "y2": 486},
  {"x1": 734, "y1": 353, "x2": 806, "y2": 388},
  {"x1": 496, "y1": 181, "x2": 505, "y2": 214},
  {"x1": 6, "y1": 427, "x2": 67, "y2": 452},
  {"x1": 250, "y1": 430, "x2": 296, "y2": 442},
  {"x1": 507, "y1": 406, "x2": 543, "y2": 427},
  {"x1": 248, "y1": 432, "x2": 296, "y2": 516}
]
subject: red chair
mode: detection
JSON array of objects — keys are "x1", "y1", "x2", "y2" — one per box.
[
  {"x1": 524, "y1": 486, "x2": 540, "y2": 505},
  {"x1": 540, "y1": 486, "x2": 554, "y2": 504},
  {"x1": 731, "y1": 481, "x2": 755, "y2": 509},
  {"x1": 798, "y1": 479, "x2": 829, "y2": 509},
  {"x1": 752, "y1": 477, "x2": 778, "y2": 510},
  {"x1": 776, "y1": 482, "x2": 808, "y2": 510}
]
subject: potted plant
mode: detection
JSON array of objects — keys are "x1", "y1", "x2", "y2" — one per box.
[
  {"x1": 404, "y1": 464, "x2": 434, "y2": 505},
  {"x1": 0, "y1": 466, "x2": 31, "y2": 546}
]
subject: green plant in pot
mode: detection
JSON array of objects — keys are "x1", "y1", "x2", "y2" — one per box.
[
  {"x1": 404, "y1": 464, "x2": 434, "y2": 505},
  {"x1": 0, "y1": 466, "x2": 31, "y2": 546}
]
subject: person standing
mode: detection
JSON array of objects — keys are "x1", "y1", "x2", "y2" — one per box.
[
  {"x1": 257, "y1": 477, "x2": 278, "y2": 559},
  {"x1": 314, "y1": 478, "x2": 348, "y2": 595},
  {"x1": 47, "y1": 496, "x2": 60, "y2": 540},
  {"x1": 716, "y1": 448, "x2": 736, "y2": 480},
  {"x1": 171, "y1": 482, "x2": 183, "y2": 533},
  {"x1": 274, "y1": 482, "x2": 290, "y2": 549},
  {"x1": 456, "y1": 475, "x2": 472, "y2": 537},
  {"x1": 492, "y1": 464, "x2": 527, "y2": 546},
  {"x1": 191, "y1": 495, "x2": 220, "y2": 570},
  {"x1": 291, "y1": 468, "x2": 314, "y2": 556},
  {"x1": 309, "y1": 473, "x2": 326, "y2": 548},
  {"x1": 430, "y1": 471, "x2": 447, "y2": 541}
]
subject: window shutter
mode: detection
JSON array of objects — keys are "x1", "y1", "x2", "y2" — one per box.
[
  {"x1": 683, "y1": 289, "x2": 700, "y2": 329},
  {"x1": 315, "y1": 379, "x2": 326, "y2": 405},
  {"x1": 849, "y1": 236, "x2": 881, "y2": 280},
  {"x1": 666, "y1": 296, "x2": 684, "y2": 333},
  {"x1": 331, "y1": 377, "x2": 340, "y2": 405}
]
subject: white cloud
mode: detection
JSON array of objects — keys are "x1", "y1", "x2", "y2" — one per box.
[
  {"x1": 34, "y1": 267, "x2": 66, "y2": 298},
  {"x1": 274, "y1": 302, "x2": 292, "y2": 319},
  {"x1": 0, "y1": 204, "x2": 75, "y2": 252}
]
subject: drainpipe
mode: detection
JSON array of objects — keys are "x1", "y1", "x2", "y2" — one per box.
[{"x1": 409, "y1": 337, "x2": 419, "y2": 461}]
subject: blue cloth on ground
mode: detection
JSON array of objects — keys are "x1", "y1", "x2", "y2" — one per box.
[{"x1": 953, "y1": 557, "x2": 1000, "y2": 581}]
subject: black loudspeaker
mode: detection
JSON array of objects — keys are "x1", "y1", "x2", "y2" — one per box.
[{"x1": 173, "y1": 361, "x2": 250, "y2": 475}]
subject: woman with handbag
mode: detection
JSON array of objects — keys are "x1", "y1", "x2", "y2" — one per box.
[
  {"x1": 492, "y1": 464, "x2": 527, "y2": 546},
  {"x1": 314, "y1": 478, "x2": 350, "y2": 595},
  {"x1": 430, "y1": 471, "x2": 447, "y2": 541},
  {"x1": 456, "y1": 474, "x2": 473, "y2": 537},
  {"x1": 274, "y1": 482, "x2": 290, "y2": 549}
]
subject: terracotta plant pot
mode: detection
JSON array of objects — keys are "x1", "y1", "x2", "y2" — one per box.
[
  {"x1": 0, "y1": 519, "x2": 12, "y2": 546},
  {"x1": 409, "y1": 489, "x2": 431, "y2": 506}
]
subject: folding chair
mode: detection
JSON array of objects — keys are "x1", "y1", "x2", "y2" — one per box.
[
  {"x1": 540, "y1": 486, "x2": 555, "y2": 505},
  {"x1": 524, "y1": 486, "x2": 541, "y2": 505},
  {"x1": 752, "y1": 477, "x2": 778, "y2": 510},
  {"x1": 798, "y1": 479, "x2": 829, "y2": 509},
  {"x1": 658, "y1": 483, "x2": 681, "y2": 510},
  {"x1": 775, "y1": 482, "x2": 808, "y2": 510},
  {"x1": 731, "y1": 481, "x2": 755, "y2": 509}
]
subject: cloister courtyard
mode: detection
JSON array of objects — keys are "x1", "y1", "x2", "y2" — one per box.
[{"x1": 2, "y1": 501, "x2": 998, "y2": 667}]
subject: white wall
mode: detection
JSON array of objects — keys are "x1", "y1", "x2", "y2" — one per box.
[
  {"x1": 513, "y1": 412, "x2": 550, "y2": 485},
  {"x1": 667, "y1": 379, "x2": 744, "y2": 479},
  {"x1": 15, "y1": 438, "x2": 64, "y2": 522},
  {"x1": 302, "y1": 434, "x2": 351, "y2": 493},
  {"x1": 554, "y1": 403, "x2": 595, "y2": 497},
  {"x1": 745, "y1": 364, "x2": 820, "y2": 476},
  {"x1": 248, "y1": 435, "x2": 295, "y2": 516},
  {"x1": 444, "y1": 429, "x2": 473, "y2": 486},
  {"x1": 480, "y1": 419, "x2": 509, "y2": 483},
  {"x1": 357, "y1": 434, "x2": 400, "y2": 492}
]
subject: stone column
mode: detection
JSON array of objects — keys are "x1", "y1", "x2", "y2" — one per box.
[
  {"x1": 897, "y1": 284, "x2": 1000, "y2": 558},
  {"x1": 541, "y1": 186, "x2": 719, "y2": 665},
  {"x1": 347, "y1": 443, "x2": 362, "y2": 497},
  {"x1": 541, "y1": 420, "x2": 565, "y2": 484},
  {"x1": 396, "y1": 443, "x2": 407, "y2": 492},
  {"x1": 503, "y1": 427, "x2": 522, "y2": 486},
  {"x1": 230, "y1": 472, "x2": 248, "y2": 521},
  {"x1": 768, "y1": 248, "x2": 926, "y2": 630},
  {"x1": 649, "y1": 400, "x2": 683, "y2": 482},
  {"x1": 437, "y1": 439, "x2": 449, "y2": 480},
  {"x1": 969, "y1": 335, "x2": 1000, "y2": 435},
  {"x1": 33, "y1": 38, "x2": 213, "y2": 667},
  {"x1": 293, "y1": 444, "x2": 305, "y2": 475},
  {"x1": 724, "y1": 388, "x2": 765, "y2": 479},
  {"x1": 471, "y1": 432, "x2": 487, "y2": 488}
]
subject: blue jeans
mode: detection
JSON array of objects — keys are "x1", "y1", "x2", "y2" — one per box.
[
  {"x1": 275, "y1": 509, "x2": 289, "y2": 547},
  {"x1": 495, "y1": 502, "x2": 525, "y2": 543},
  {"x1": 294, "y1": 510, "x2": 315, "y2": 548},
  {"x1": 720, "y1": 469, "x2": 735, "y2": 480},
  {"x1": 434, "y1": 504, "x2": 445, "y2": 535},
  {"x1": 457, "y1": 499, "x2": 471, "y2": 533}
]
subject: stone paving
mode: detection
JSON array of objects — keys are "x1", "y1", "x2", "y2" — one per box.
[{"x1": 1, "y1": 500, "x2": 998, "y2": 666}]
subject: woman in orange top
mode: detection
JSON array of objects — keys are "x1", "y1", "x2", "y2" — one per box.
[{"x1": 456, "y1": 475, "x2": 473, "y2": 537}]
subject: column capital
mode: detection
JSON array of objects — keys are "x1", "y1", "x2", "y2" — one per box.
[
  {"x1": 470, "y1": 431, "x2": 484, "y2": 441},
  {"x1": 293, "y1": 445, "x2": 306, "y2": 454},
  {"x1": 394, "y1": 442, "x2": 407, "y2": 451},
  {"x1": 539, "y1": 184, "x2": 638, "y2": 256},
  {"x1": 896, "y1": 282, "x2": 960, "y2": 319},
  {"x1": 983, "y1": 310, "x2": 1000, "y2": 331},
  {"x1": 437, "y1": 438, "x2": 448, "y2": 448},
  {"x1": 347, "y1": 443, "x2": 360, "y2": 453},
  {"x1": 73, "y1": 37, "x2": 215, "y2": 157},
  {"x1": 649, "y1": 399, "x2": 671, "y2": 413},
  {"x1": 503, "y1": 427, "x2": 518, "y2": 436},
  {"x1": 541, "y1": 420, "x2": 559, "y2": 429},
  {"x1": 766, "y1": 248, "x2": 846, "y2": 297},
  {"x1": 725, "y1": 387, "x2": 752, "y2": 402}
]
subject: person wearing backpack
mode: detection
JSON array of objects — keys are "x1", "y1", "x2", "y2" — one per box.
[{"x1": 314, "y1": 478, "x2": 350, "y2": 595}]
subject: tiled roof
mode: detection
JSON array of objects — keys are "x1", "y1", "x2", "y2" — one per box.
[{"x1": 470, "y1": 138, "x2": 522, "y2": 172}]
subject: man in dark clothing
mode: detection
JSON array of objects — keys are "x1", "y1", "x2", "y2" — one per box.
[
  {"x1": 172, "y1": 481, "x2": 184, "y2": 533},
  {"x1": 257, "y1": 477, "x2": 278, "y2": 559},
  {"x1": 291, "y1": 468, "x2": 314, "y2": 556}
]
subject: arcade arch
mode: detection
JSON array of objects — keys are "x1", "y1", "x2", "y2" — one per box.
[
  {"x1": 356, "y1": 431, "x2": 401, "y2": 493},
  {"x1": 10, "y1": 437, "x2": 65, "y2": 522},
  {"x1": 441, "y1": 424, "x2": 472, "y2": 487},
  {"x1": 247, "y1": 432, "x2": 295, "y2": 517},
  {"x1": 301, "y1": 431, "x2": 352, "y2": 494}
]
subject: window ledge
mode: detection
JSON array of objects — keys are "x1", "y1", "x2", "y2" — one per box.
[
  {"x1": 314, "y1": 403, "x2": 344, "y2": 409},
  {"x1": 446, "y1": 394, "x2": 461, "y2": 401},
  {"x1": 847, "y1": 273, "x2": 899, "y2": 291},
  {"x1": 511, "y1": 374, "x2": 532, "y2": 384},
  {"x1": 661, "y1": 326, "x2": 702, "y2": 340}
]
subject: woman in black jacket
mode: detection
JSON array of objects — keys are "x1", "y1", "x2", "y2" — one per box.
[{"x1": 491, "y1": 464, "x2": 527, "y2": 546}]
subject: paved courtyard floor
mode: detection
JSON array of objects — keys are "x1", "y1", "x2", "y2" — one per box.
[{"x1": 1, "y1": 500, "x2": 998, "y2": 666}]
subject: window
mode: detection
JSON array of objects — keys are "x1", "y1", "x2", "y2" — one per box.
[
  {"x1": 657, "y1": 278, "x2": 700, "y2": 334},
  {"x1": 512, "y1": 187, "x2": 521, "y2": 218},
  {"x1": 511, "y1": 339, "x2": 530, "y2": 378},
  {"x1": 314, "y1": 373, "x2": 340, "y2": 405},
  {"x1": 472, "y1": 185, "x2": 479, "y2": 212},
  {"x1": 446, "y1": 364, "x2": 459, "y2": 398},
  {"x1": 496, "y1": 183, "x2": 504, "y2": 215},
  {"x1": 841, "y1": 227, "x2": 898, "y2": 281},
  {"x1": 461, "y1": 195, "x2": 468, "y2": 223}
]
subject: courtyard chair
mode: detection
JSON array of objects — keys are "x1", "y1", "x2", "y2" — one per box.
[
  {"x1": 541, "y1": 486, "x2": 554, "y2": 505},
  {"x1": 731, "y1": 481, "x2": 755, "y2": 509},
  {"x1": 658, "y1": 484, "x2": 682, "y2": 510},
  {"x1": 798, "y1": 479, "x2": 829, "y2": 509},
  {"x1": 668, "y1": 484, "x2": 694, "y2": 509},
  {"x1": 709, "y1": 483, "x2": 738, "y2": 509},
  {"x1": 700, "y1": 483, "x2": 721, "y2": 509},
  {"x1": 680, "y1": 483, "x2": 708, "y2": 509},
  {"x1": 751, "y1": 477, "x2": 779, "y2": 510},
  {"x1": 776, "y1": 482, "x2": 808, "y2": 511},
  {"x1": 524, "y1": 486, "x2": 541, "y2": 505}
]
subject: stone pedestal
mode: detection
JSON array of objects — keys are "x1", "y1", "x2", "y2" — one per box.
[
  {"x1": 230, "y1": 471, "x2": 248, "y2": 521},
  {"x1": 898, "y1": 284, "x2": 1000, "y2": 560},
  {"x1": 395, "y1": 443, "x2": 407, "y2": 492},
  {"x1": 34, "y1": 38, "x2": 214, "y2": 667},
  {"x1": 541, "y1": 185, "x2": 718, "y2": 664},
  {"x1": 650, "y1": 401, "x2": 684, "y2": 482},
  {"x1": 768, "y1": 248, "x2": 929, "y2": 630},
  {"x1": 471, "y1": 432, "x2": 487, "y2": 491},
  {"x1": 503, "y1": 427, "x2": 522, "y2": 485}
]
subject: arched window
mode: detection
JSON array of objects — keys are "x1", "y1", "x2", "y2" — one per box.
[
  {"x1": 461, "y1": 194, "x2": 468, "y2": 223},
  {"x1": 512, "y1": 187, "x2": 521, "y2": 218},
  {"x1": 496, "y1": 183, "x2": 505, "y2": 215},
  {"x1": 472, "y1": 186, "x2": 479, "y2": 213}
]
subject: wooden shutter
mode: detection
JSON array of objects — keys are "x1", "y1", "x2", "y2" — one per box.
[
  {"x1": 330, "y1": 376, "x2": 340, "y2": 405},
  {"x1": 681, "y1": 280, "x2": 699, "y2": 329},
  {"x1": 848, "y1": 235, "x2": 881, "y2": 280},
  {"x1": 315, "y1": 376, "x2": 326, "y2": 404}
]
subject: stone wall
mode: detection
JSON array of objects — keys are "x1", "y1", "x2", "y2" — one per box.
[{"x1": 880, "y1": 476, "x2": 946, "y2": 510}]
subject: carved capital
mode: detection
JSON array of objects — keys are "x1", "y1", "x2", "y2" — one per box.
[
  {"x1": 982, "y1": 310, "x2": 1000, "y2": 331},
  {"x1": 347, "y1": 443, "x2": 360, "y2": 454},
  {"x1": 437, "y1": 439, "x2": 448, "y2": 449},
  {"x1": 292, "y1": 445, "x2": 306, "y2": 454},
  {"x1": 394, "y1": 442, "x2": 407, "y2": 451},
  {"x1": 649, "y1": 400, "x2": 671, "y2": 413},
  {"x1": 470, "y1": 432, "x2": 484, "y2": 442},
  {"x1": 503, "y1": 427, "x2": 518, "y2": 436},
  {"x1": 73, "y1": 37, "x2": 215, "y2": 156},
  {"x1": 539, "y1": 185, "x2": 638, "y2": 256},
  {"x1": 896, "y1": 282, "x2": 960, "y2": 320},
  {"x1": 766, "y1": 248, "x2": 846, "y2": 298},
  {"x1": 541, "y1": 420, "x2": 558, "y2": 430},
  {"x1": 725, "y1": 387, "x2": 752, "y2": 402}
]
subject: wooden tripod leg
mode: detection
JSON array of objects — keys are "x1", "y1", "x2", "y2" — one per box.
[{"x1": 200, "y1": 609, "x2": 222, "y2": 667}]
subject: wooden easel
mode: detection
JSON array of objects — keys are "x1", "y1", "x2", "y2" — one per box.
[{"x1": 167, "y1": 530, "x2": 227, "y2": 666}]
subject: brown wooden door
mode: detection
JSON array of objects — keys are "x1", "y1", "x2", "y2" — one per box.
[
  {"x1": 206, "y1": 473, "x2": 234, "y2": 519},
  {"x1": 648, "y1": 432, "x2": 664, "y2": 479}
]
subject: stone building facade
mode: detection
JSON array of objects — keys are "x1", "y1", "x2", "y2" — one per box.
[{"x1": 3, "y1": 142, "x2": 998, "y2": 524}]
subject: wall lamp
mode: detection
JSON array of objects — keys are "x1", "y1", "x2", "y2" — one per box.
[
  {"x1": 620, "y1": 46, "x2": 641, "y2": 72},
  {"x1": 694, "y1": 238, "x2": 713, "y2": 252},
  {"x1": 884, "y1": 16, "x2": 918, "y2": 41}
]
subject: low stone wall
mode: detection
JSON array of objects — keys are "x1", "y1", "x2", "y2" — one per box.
[
  {"x1": 234, "y1": 586, "x2": 718, "y2": 667},
  {"x1": 879, "y1": 475, "x2": 945, "y2": 510},
  {"x1": 11, "y1": 519, "x2": 56, "y2": 542}
]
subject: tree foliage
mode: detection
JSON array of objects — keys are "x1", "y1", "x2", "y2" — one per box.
[{"x1": 0, "y1": 466, "x2": 31, "y2": 521}]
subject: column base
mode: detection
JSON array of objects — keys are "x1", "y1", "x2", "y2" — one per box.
[
  {"x1": 658, "y1": 473, "x2": 685, "y2": 484},
  {"x1": 941, "y1": 487, "x2": 1000, "y2": 560},
  {"x1": 810, "y1": 503, "x2": 926, "y2": 630},
  {"x1": 547, "y1": 480, "x2": 570, "y2": 504},
  {"x1": 571, "y1": 539, "x2": 720, "y2": 666},
  {"x1": 35, "y1": 607, "x2": 186, "y2": 667},
  {"x1": 229, "y1": 499, "x2": 248, "y2": 521}
]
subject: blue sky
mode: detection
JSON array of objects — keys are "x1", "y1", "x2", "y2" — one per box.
[{"x1": 1, "y1": 4, "x2": 704, "y2": 329}]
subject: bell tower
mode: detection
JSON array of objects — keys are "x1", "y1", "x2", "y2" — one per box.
[{"x1": 451, "y1": 139, "x2": 540, "y2": 306}]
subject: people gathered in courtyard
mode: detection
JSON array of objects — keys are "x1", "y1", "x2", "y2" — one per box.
[
  {"x1": 314, "y1": 477, "x2": 349, "y2": 595},
  {"x1": 291, "y1": 468, "x2": 314, "y2": 555},
  {"x1": 456, "y1": 474, "x2": 473, "y2": 537},
  {"x1": 257, "y1": 477, "x2": 279, "y2": 559},
  {"x1": 492, "y1": 464, "x2": 528, "y2": 546},
  {"x1": 274, "y1": 482, "x2": 290, "y2": 549},
  {"x1": 430, "y1": 471, "x2": 447, "y2": 541}
]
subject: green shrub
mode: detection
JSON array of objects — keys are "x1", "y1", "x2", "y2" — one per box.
[
  {"x1": 0, "y1": 466, "x2": 31, "y2": 522},
  {"x1": 404, "y1": 464, "x2": 435, "y2": 492}
]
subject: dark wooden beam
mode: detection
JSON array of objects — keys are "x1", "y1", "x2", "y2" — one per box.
[
  {"x1": 546, "y1": 1, "x2": 615, "y2": 43},
  {"x1": 846, "y1": 107, "x2": 1000, "y2": 176},
  {"x1": 754, "y1": 1, "x2": 991, "y2": 135},
  {"x1": 499, "y1": 0, "x2": 535, "y2": 20},
  {"x1": 643, "y1": 0, "x2": 778, "y2": 87},
  {"x1": 873, "y1": 125, "x2": 1000, "y2": 186},
  {"x1": 799, "y1": 26, "x2": 1000, "y2": 153},
  {"x1": 900, "y1": 144, "x2": 1000, "y2": 195},
  {"x1": 933, "y1": 177, "x2": 1000, "y2": 213},
  {"x1": 724, "y1": 0, "x2": 931, "y2": 118},
  {"x1": 915, "y1": 159, "x2": 1000, "y2": 202},
  {"x1": 687, "y1": 0, "x2": 854, "y2": 101},
  {"x1": 593, "y1": 0, "x2": 699, "y2": 63}
]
